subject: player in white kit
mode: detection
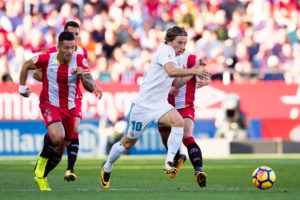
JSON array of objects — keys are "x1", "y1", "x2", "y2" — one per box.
[{"x1": 100, "y1": 26, "x2": 211, "y2": 189}]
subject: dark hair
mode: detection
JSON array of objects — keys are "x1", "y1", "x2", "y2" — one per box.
[
  {"x1": 164, "y1": 26, "x2": 187, "y2": 44},
  {"x1": 58, "y1": 31, "x2": 75, "y2": 44},
  {"x1": 64, "y1": 21, "x2": 79, "y2": 31}
]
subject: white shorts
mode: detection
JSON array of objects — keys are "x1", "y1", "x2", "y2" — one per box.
[{"x1": 124, "y1": 102, "x2": 174, "y2": 139}]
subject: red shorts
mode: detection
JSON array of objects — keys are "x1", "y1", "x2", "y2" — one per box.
[
  {"x1": 158, "y1": 106, "x2": 195, "y2": 132},
  {"x1": 40, "y1": 104, "x2": 76, "y2": 140},
  {"x1": 75, "y1": 97, "x2": 82, "y2": 119}
]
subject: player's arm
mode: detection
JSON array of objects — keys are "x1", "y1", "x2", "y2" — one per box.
[
  {"x1": 32, "y1": 69, "x2": 43, "y2": 82},
  {"x1": 19, "y1": 59, "x2": 38, "y2": 97},
  {"x1": 164, "y1": 63, "x2": 194, "y2": 88},
  {"x1": 90, "y1": 76, "x2": 103, "y2": 99},
  {"x1": 173, "y1": 76, "x2": 193, "y2": 88},
  {"x1": 169, "y1": 58, "x2": 209, "y2": 88},
  {"x1": 76, "y1": 54, "x2": 102, "y2": 98},
  {"x1": 77, "y1": 68, "x2": 95, "y2": 93},
  {"x1": 164, "y1": 62, "x2": 210, "y2": 78}
]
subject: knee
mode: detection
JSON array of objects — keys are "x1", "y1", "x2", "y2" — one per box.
[
  {"x1": 123, "y1": 141, "x2": 135, "y2": 150},
  {"x1": 122, "y1": 143, "x2": 131, "y2": 150},
  {"x1": 183, "y1": 129, "x2": 193, "y2": 140},
  {"x1": 51, "y1": 135, "x2": 65, "y2": 146},
  {"x1": 73, "y1": 126, "x2": 79, "y2": 134},
  {"x1": 122, "y1": 137, "x2": 137, "y2": 150},
  {"x1": 174, "y1": 118, "x2": 184, "y2": 127},
  {"x1": 74, "y1": 121, "x2": 79, "y2": 133}
]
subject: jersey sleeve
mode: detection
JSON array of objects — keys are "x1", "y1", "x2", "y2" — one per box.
[
  {"x1": 32, "y1": 53, "x2": 50, "y2": 69},
  {"x1": 46, "y1": 46, "x2": 57, "y2": 53},
  {"x1": 76, "y1": 54, "x2": 90, "y2": 73},
  {"x1": 157, "y1": 45, "x2": 176, "y2": 67}
]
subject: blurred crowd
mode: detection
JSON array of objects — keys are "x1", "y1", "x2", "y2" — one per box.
[{"x1": 1, "y1": 0, "x2": 300, "y2": 85}]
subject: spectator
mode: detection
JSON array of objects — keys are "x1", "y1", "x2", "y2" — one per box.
[{"x1": 0, "y1": 0, "x2": 299, "y2": 85}]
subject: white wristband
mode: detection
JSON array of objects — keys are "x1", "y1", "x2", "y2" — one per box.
[{"x1": 19, "y1": 85, "x2": 27, "y2": 93}]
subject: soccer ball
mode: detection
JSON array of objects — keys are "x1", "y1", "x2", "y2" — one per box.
[{"x1": 252, "y1": 166, "x2": 276, "y2": 190}]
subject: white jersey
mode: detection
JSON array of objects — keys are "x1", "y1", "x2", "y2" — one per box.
[{"x1": 133, "y1": 44, "x2": 180, "y2": 108}]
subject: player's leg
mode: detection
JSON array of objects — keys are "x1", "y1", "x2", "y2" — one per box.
[
  {"x1": 100, "y1": 103, "x2": 150, "y2": 189},
  {"x1": 158, "y1": 126, "x2": 185, "y2": 178},
  {"x1": 158, "y1": 109, "x2": 184, "y2": 175},
  {"x1": 65, "y1": 116, "x2": 80, "y2": 181},
  {"x1": 34, "y1": 121, "x2": 66, "y2": 191},
  {"x1": 35, "y1": 104, "x2": 64, "y2": 178},
  {"x1": 100, "y1": 136, "x2": 138, "y2": 189},
  {"x1": 45, "y1": 111, "x2": 75, "y2": 180},
  {"x1": 182, "y1": 117, "x2": 206, "y2": 187},
  {"x1": 159, "y1": 127, "x2": 181, "y2": 161}
]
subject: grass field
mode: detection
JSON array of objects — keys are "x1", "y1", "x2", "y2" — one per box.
[{"x1": 0, "y1": 154, "x2": 299, "y2": 200}]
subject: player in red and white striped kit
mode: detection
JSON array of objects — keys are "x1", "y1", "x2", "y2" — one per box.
[
  {"x1": 33, "y1": 21, "x2": 102, "y2": 182},
  {"x1": 19, "y1": 32, "x2": 96, "y2": 191},
  {"x1": 159, "y1": 50, "x2": 210, "y2": 187}
]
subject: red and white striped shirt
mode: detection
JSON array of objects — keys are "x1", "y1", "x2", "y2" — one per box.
[
  {"x1": 33, "y1": 52, "x2": 90, "y2": 110},
  {"x1": 168, "y1": 51, "x2": 197, "y2": 109},
  {"x1": 47, "y1": 46, "x2": 88, "y2": 99}
]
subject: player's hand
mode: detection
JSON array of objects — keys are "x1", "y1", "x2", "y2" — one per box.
[
  {"x1": 19, "y1": 85, "x2": 31, "y2": 97},
  {"x1": 76, "y1": 67, "x2": 84, "y2": 77},
  {"x1": 94, "y1": 86, "x2": 103, "y2": 99},
  {"x1": 169, "y1": 86, "x2": 179, "y2": 96},
  {"x1": 196, "y1": 76, "x2": 211, "y2": 88},
  {"x1": 195, "y1": 67, "x2": 211, "y2": 80},
  {"x1": 198, "y1": 58, "x2": 207, "y2": 66}
]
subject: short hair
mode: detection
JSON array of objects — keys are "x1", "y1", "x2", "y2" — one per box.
[
  {"x1": 58, "y1": 31, "x2": 75, "y2": 45},
  {"x1": 64, "y1": 21, "x2": 79, "y2": 31},
  {"x1": 164, "y1": 26, "x2": 187, "y2": 44}
]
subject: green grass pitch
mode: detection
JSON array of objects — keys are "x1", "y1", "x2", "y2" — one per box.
[{"x1": 0, "y1": 154, "x2": 299, "y2": 200}]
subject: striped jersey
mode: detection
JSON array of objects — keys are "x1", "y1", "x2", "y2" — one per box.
[
  {"x1": 47, "y1": 46, "x2": 88, "y2": 99},
  {"x1": 32, "y1": 52, "x2": 90, "y2": 110},
  {"x1": 168, "y1": 51, "x2": 197, "y2": 109}
]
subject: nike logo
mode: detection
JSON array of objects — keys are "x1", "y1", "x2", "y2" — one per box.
[{"x1": 100, "y1": 173, "x2": 107, "y2": 187}]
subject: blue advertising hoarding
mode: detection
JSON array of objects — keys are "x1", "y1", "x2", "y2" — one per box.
[{"x1": 0, "y1": 120, "x2": 261, "y2": 156}]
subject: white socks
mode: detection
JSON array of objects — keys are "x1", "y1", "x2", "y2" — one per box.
[
  {"x1": 103, "y1": 141, "x2": 126, "y2": 172},
  {"x1": 165, "y1": 127, "x2": 183, "y2": 164}
]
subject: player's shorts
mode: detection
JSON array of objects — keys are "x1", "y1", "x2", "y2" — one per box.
[
  {"x1": 158, "y1": 106, "x2": 195, "y2": 132},
  {"x1": 40, "y1": 104, "x2": 76, "y2": 140},
  {"x1": 75, "y1": 97, "x2": 82, "y2": 119},
  {"x1": 124, "y1": 102, "x2": 174, "y2": 139}
]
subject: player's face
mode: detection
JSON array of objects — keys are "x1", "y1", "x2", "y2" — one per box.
[
  {"x1": 58, "y1": 40, "x2": 76, "y2": 62},
  {"x1": 66, "y1": 26, "x2": 80, "y2": 43},
  {"x1": 169, "y1": 36, "x2": 187, "y2": 56}
]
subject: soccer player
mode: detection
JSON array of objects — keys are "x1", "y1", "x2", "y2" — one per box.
[
  {"x1": 100, "y1": 26, "x2": 211, "y2": 189},
  {"x1": 159, "y1": 51, "x2": 210, "y2": 187},
  {"x1": 19, "y1": 31, "x2": 95, "y2": 191},
  {"x1": 33, "y1": 21, "x2": 103, "y2": 182}
]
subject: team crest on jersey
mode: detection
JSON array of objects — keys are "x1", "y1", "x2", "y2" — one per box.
[
  {"x1": 82, "y1": 58, "x2": 88, "y2": 67},
  {"x1": 129, "y1": 131, "x2": 135, "y2": 137},
  {"x1": 168, "y1": 54, "x2": 174, "y2": 60},
  {"x1": 32, "y1": 56, "x2": 38, "y2": 64},
  {"x1": 47, "y1": 115, "x2": 52, "y2": 122},
  {"x1": 44, "y1": 108, "x2": 52, "y2": 122}
]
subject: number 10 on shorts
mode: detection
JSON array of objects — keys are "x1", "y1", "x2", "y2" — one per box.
[{"x1": 131, "y1": 121, "x2": 142, "y2": 131}]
